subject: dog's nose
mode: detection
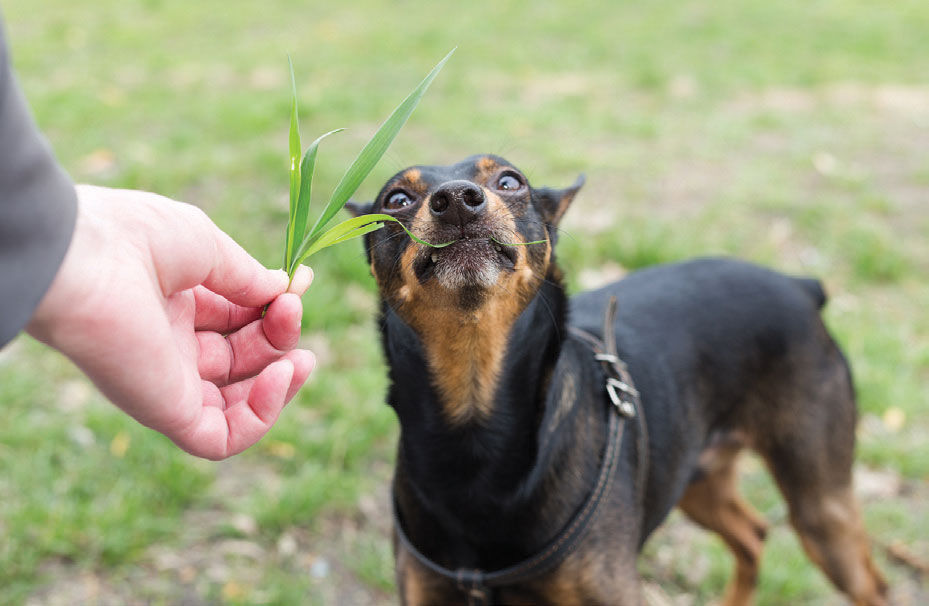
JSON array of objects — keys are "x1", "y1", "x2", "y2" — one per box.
[{"x1": 429, "y1": 180, "x2": 486, "y2": 226}]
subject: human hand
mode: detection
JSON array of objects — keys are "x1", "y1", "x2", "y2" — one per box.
[{"x1": 26, "y1": 185, "x2": 315, "y2": 460}]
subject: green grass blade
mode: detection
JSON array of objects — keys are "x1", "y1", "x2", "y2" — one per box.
[
  {"x1": 292, "y1": 212, "x2": 458, "y2": 266},
  {"x1": 295, "y1": 215, "x2": 388, "y2": 263},
  {"x1": 328, "y1": 221, "x2": 384, "y2": 246},
  {"x1": 378, "y1": 215, "x2": 456, "y2": 248},
  {"x1": 295, "y1": 221, "x2": 383, "y2": 261},
  {"x1": 490, "y1": 235, "x2": 548, "y2": 247},
  {"x1": 305, "y1": 48, "x2": 455, "y2": 241},
  {"x1": 285, "y1": 56, "x2": 302, "y2": 270},
  {"x1": 341, "y1": 213, "x2": 456, "y2": 248},
  {"x1": 288, "y1": 128, "x2": 344, "y2": 275}
]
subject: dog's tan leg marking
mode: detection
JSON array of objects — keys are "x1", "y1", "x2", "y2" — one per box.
[
  {"x1": 749, "y1": 356, "x2": 889, "y2": 606},
  {"x1": 678, "y1": 438, "x2": 767, "y2": 606},
  {"x1": 773, "y1": 484, "x2": 888, "y2": 606}
]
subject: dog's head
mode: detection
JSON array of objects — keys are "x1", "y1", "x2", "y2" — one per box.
[
  {"x1": 348, "y1": 155, "x2": 583, "y2": 423},
  {"x1": 348, "y1": 154, "x2": 583, "y2": 319}
]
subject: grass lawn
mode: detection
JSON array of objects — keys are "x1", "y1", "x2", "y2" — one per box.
[{"x1": 2, "y1": 1, "x2": 927, "y2": 604}]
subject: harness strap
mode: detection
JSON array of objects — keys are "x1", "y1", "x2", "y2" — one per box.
[
  {"x1": 392, "y1": 296, "x2": 646, "y2": 602},
  {"x1": 393, "y1": 411, "x2": 625, "y2": 601},
  {"x1": 569, "y1": 297, "x2": 650, "y2": 514}
]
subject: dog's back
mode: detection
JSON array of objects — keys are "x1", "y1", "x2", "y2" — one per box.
[
  {"x1": 570, "y1": 258, "x2": 832, "y2": 530},
  {"x1": 571, "y1": 257, "x2": 886, "y2": 604}
]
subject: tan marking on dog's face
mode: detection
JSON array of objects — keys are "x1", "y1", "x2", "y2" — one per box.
[
  {"x1": 477, "y1": 155, "x2": 499, "y2": 176},
  {"x1": 396, "y1": 284, "x2": 412, "y2": 304},
  {"x1": 367, "y1": 156, "x2": 559, "y2": 424},
  {"x1": 402, "y1": 168, "x2": 425, "y2": 193},
  {"x1": 383, "y1": 189, "x2": 544, "y2": 423}
]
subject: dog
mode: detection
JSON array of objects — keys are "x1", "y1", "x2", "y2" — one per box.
[{"x1": 346, "y1": 154, "x2": 888, "y2": 605}]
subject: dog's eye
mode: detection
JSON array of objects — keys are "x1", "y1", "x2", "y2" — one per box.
[
  {"x1": 384, "y1": 190, "x2": 415, "y2": 210},
  {"x1": 496, "y1": 173, "x2": 523, "y2": 192}
]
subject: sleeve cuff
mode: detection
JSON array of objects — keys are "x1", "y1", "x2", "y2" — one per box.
[{"x1": 0, "y1": 26, "x2": 78, "y2": 347}]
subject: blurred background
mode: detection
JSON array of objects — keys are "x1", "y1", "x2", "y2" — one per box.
[{"x1": 2, "y1": 1, "x2": 927, "y2": 604}]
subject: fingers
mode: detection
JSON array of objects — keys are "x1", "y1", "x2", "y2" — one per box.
[
  {"x1": 201, "y1": 229, "x2": 290, "y2": 307},
  {"x1": 172, "y1": 358, "x2": 293, "y2": 459},
  {"x1": 223, "y1": 357, "x2": 293, "y2": 453},
  {"x1": 196, "y1": 293, "x2": 303, "y2": 384},
  {"x1": 172, "y1": 350, "x2": 314, "y2": 459},
  {"x1": 283, "y1": 348, "x2": 315, "y2": 401},
  {"x1": 193, "y1": 264, "x2": 312, "y2": 333},
  {"x1": 73, "y1": 185, "x2": 301, "y2": 308},
  {"x1": 192, "y1": 286, "x2": 262, "y2": 333},
  {"x1": 217, "y1": 349, "x2": 316, "y2": 407},
  {"x1": 260, "y1": 293, "x2": 303, "y2": 350},
  {"x1": 193, "y1": 265, "x2": 312, "y2": 334},
  {"x1": 140, "y1": 196, "x2": 288, "y2": 306}
]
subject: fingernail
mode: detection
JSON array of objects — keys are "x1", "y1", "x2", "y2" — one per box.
[{"x1": 287, "y1": 265, "x2": 313, "y2": 295}]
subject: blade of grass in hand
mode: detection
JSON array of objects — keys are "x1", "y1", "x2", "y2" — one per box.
[
  {"x1": 326, "y1": 221, "x2": 385, "y2": 247},
  {"x1": 285, "y1": 57, "x2": 302, "y2": 270},
  {"x1": 297, "y1": 214, "x2": 390, "y2": 260},
  {"x1": 288, "y1": 129, "x2": 343, "y2": 275},
  {"x1": 301, "y1": 48, "x2": 455, "y2": 249}
]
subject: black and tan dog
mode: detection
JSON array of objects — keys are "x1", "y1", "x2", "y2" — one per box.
[{"x1": 347, "y1": 155, "x2": 888, "y2": 605}]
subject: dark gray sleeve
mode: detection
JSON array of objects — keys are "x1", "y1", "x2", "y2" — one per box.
[{"x1": 0, "y1": 15, "x2": 78, "y2": 347}]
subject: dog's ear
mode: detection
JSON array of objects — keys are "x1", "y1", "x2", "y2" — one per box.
[
  {"x1": 534, "y1": 174, "x2": 585, "y2": 226},
  {"x1": 344, "y1": 200, "x2": 374, "y2": 217}
]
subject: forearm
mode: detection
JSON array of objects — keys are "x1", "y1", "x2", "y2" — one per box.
[{"x1": 0, "y1": 15, "x2": 78, "y2": 347}]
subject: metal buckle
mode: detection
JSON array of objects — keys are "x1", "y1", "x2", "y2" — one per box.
[{"x1": 606, "y1": 378, "x2": 637, "y2": 418}]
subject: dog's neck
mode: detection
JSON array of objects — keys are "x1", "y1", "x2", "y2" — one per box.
[
  {"x1": 398, "y1": 290, "x2": 521, "y2": 424},
  {"x1": 382, "y1": 277, "x2": 565, "y2": 439},
  {"x1": 380, "y1": 276, "x2": 608, "y2": 566}
]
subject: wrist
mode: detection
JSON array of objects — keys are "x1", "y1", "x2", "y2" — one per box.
[{"x1": 25, "y1": 191, "x2": 112, "y2": 348}]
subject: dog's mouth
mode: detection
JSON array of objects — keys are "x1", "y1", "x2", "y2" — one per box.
[{"x1": 414, "y1": 236, "x2": 518, "y2": 289}]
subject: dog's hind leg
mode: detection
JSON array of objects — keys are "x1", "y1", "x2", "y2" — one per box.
[
  {"x1": 777, "y1": 484, "x2": 888, "y2": 606},
  {"x1": 753, "y1": 342, "x2": 888, "y2": 606},
  {"x1": 678, "y1": 432, "x2": 768, "y2": 606},
  {"x1": 759, "y1": 444, "x2": 888, "y2": 605}
]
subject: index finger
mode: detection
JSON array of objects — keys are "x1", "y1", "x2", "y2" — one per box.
[
  {"x1": 192, "y1": 285, "x2": 263, "y2": 333},
  {"x1": 145, "y1": 198, "x2": 289, "y2": 306}
]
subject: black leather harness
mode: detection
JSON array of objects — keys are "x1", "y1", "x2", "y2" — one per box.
[{"x1": 392, "y1": 297, "x2": 649, "y2": 605}]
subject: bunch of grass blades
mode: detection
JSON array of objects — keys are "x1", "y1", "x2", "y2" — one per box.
[{"x1": 281, "y1": 50, "x2": 455, "y2": 283}]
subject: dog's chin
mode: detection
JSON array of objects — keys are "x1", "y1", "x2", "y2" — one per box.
[{"x1": 415, "y1": 239, "x2": 517, "y2": 294}]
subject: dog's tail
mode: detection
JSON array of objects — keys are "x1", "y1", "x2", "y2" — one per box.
[{"x1": 794, "y1": 276, "x2": 828, "y2": 310}]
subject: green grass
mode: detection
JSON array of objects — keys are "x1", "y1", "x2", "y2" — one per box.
[{"x1": 2, "y1": 0, "x2": 928, "y2": 603}]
